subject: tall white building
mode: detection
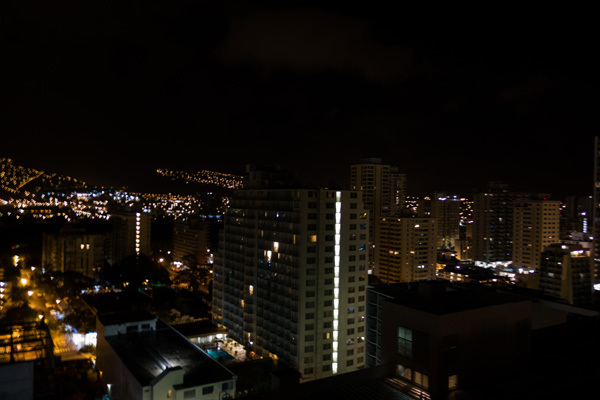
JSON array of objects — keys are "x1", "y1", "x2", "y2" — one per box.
[{"x1": 213, "y1": 186, "x2": 369, "y2": 382}]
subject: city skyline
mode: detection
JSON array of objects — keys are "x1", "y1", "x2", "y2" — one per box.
[{"x1": 2, "y1": 2, "x2": 598, "y2": 199}]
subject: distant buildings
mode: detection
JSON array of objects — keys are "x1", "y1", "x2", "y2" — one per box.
[
  {"x1": 96, "y1": 310, "x2": 236, "y2": 400},
  {"x1": 172, "y1": 217, "x2": 211, "y2": 267},
  {"x1": 42, "y1": 227, "x2": 107, "y2": 278},
  {"x1": 40, "y1": 207, "x2": 152, "y2": 276},
  {"x1": 350, "y1": 158, "x2": 406, "y2": 274},
  {"x1": 107, "y1": 208, "x2": 152, "y2": 264},
  {"x1": 213, "y1": 166, "x2": 369, "y2": 382}
]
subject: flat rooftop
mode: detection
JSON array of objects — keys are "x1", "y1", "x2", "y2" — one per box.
[
  {"x1": 103, "y1": 319, "x2": 234, "y2": 388},
  {"x1": 369, "y1": 280, "x2": 528, "y2": 315}
]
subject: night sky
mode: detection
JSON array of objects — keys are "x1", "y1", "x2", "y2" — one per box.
[{"x1": 2, "y1": 2, "x2": 598, "y2": 198}]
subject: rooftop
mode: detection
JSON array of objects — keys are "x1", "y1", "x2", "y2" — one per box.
[
  {"x1": 368, "y1": 280, "x2": 528, "y2": 315},
  {"x1": 102, "y1": 318, "x2": 235, "y2": 388}
]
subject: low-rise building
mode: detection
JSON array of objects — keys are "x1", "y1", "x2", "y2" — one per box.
[{"x1": 96, "y1": 310, "x2": 236, "y2": 400}]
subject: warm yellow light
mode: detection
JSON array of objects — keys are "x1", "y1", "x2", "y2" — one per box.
[{"x1": 21, "y1": 278, "x2": 28, "y2": 286}]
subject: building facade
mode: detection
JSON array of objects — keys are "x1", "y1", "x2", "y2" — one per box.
[
  {"x1": 374, "y1": 216, "x2": 436, "y2": 283},
  {"x1": 512, "y1": 199, "x2": 561, "y2": 271},
  {"x1": 172, "y1": 217, "x2": 211, "y2": 267},
  {"x1": 472, "y1": 182, "x2": 531, "y2": 263},
  {"x1": 350, "y1": 158, "x2": 406, "y2": 274},
  {"x1": 213, "y1": 187, "x2": 369, "y2": 382},
  {"x1": 538, "y1": 243, "x2": 594, "y2": 306},
  {"x1": 366, "y1": 281, "x2": 532, "y2": 400},
  {"x1": 593, "y1": 136, "x2": 600, "y2": 281},
  {"x1": 107, "y1": 209, "x2": 152, "y2": 264},
  {"x1": 431, "y1": 194, "x2": 462, "y2": 251},
  {"x1": 42, "y1": 228, "x2": 106, "y2": 277}
]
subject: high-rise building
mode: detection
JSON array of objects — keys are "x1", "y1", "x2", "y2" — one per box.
[
  {"x1": 350, "y1": 158, "x2": 406, "y2": 273},
  {"x1": 592, "y1": 136, "x2": 600, "y2": 281},
  {"x1": 374, "y1": 216, "x2": 436, "y2": 283},
  {"x1": 472, "y1": 182, "x2": 531, "y2": 264},
  {"x1": 42, "y1": 228, "x2": 106, "y2": 278},
  {"x1": 563, "y1": 196, "x2": 593, "y2": 240},
  {"x1": 213, "y1": 180, "x2": 369, "y2": 382},
  {"x1": 538, "y1": 243, "x2": 594, "y2": 306},
  {"x1": 107, "y1": 208, "x2": 152, "y2": 264},
  {"x1": 512, "y1": 199, "x2": 561, "y2": 271},
  {"x1": 431, "y1": 193, "x2": 462, "y2": 251}
]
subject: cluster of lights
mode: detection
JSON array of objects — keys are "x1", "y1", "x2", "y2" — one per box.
[
  {"x1": 156, "y1": 168, "x2": 244, "y2": 189},
  {"x1": 1, "y1": 159, "x2": 238, "y2": 221},
  {"x1": 0, "y1": 158, "x2": 84, "y2": 195}
]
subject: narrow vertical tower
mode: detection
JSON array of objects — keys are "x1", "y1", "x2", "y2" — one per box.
[{"x1": 593, "y1": 136, "x2": 600, "y2": 282}]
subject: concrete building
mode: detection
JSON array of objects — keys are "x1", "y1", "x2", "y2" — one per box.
[
  {"x1": 562, "y1": 195, "x2": 593, "y2": 239},
  {"x1": 0, "y1": 320, "x2": 55, "y2": 400},
  {"x1": 374, "y1": 216, "x2": 436, "y2": 284},
  {"x1": 431, "y1": 194, "x2": 461, "y2": 251},
  {"x1": 512, "y1": 199, "x2": 561, "y2": 271},
  {"x1": 172, "y1": 217, "x2": 211, "y2": 268},
  {"x1": 593, "y1": 136, "x2": 600, "y2": 281},
  {"x1": 107, "y1": 208, "x2": 152, "y2": 264},
  {"x1": 213, "y1": 180, "x2": 369, "y2": 382},
  {"x1": 96, "y1": 310, "x2": 236, "y2": 400},
  {"x1": 472, "y1": 182, "x2": 532, "y2": 263},
  {"x1": 456, "y1": 222, "x2": 473, "y2": 261},
  {"x1": 365, "y1": 281, "x2": 532, "y2": 399},
  {"x1": 42, "y1": 227, "x2": 106, "y2": 278},
  {"x1": 350, "y1": 158, "x2": 406, "y2": 274},
  {"x1": 538, "y1": 243, "x2": 594, "y2": 306}
]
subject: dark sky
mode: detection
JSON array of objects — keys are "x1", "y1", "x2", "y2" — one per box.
[{"x1": 2, "y1": 1, "x2": 598, "y2": 198}]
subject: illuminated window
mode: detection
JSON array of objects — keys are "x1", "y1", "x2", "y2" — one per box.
[
  {"x1": 414, "y1": 371, "x2": 429, "y2": 389},
  {"x1": 309, "y1": 235, "x2": 317, "y2": 243}
]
